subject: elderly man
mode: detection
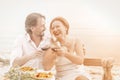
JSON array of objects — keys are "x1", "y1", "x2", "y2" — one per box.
[{"x1": 10, "y1": 13, "x2": 50, "y2": 69}]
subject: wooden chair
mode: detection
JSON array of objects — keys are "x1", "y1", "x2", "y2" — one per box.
[
  {"x1": 83, "y1": 57, "x2": 114, "y2": 80},
  {"x1": 82, "y1": 44, "x2": 114, "y2": 80}
]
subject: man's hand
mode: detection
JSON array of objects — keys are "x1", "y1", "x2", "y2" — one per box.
[{"x1": 29, "y1": 50, "x2": 44, "y2": 59}]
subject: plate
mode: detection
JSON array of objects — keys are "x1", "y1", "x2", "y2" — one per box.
[
  {"x1": 32, "y1": 71, "x2": 54, "y2": 80},
  {"x1": 19, "y1": 66, "x2": 35, "y2": 72}
]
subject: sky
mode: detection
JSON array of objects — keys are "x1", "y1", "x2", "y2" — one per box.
[{"x1": 0, "y1": 0, "x2": 120, "y2": 63}]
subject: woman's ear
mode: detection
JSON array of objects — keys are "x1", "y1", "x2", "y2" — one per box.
[{"x1": 65, "y1": 28, "x2": 68, "y2": 34}]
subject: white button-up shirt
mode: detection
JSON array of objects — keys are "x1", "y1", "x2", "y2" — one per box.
[{"x1": 10, "y1": 33, "x2": 51, "y2": 69}]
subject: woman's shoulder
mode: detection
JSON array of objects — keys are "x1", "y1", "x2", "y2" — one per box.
[
  {"x1": 68, "y1": 36, "x2": 84, "y2": 45},
  {"x1": 68, "y1": 35, "x2": 81, "y2": 42}
]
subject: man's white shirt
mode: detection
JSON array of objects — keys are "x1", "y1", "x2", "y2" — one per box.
[{"x1": 10, "y1": 33, "x2": 51, "y2": 69}]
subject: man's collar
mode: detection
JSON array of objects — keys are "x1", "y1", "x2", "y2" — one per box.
[{"x1": 25, "y1": 33, "x2": 45, "y2": 42}]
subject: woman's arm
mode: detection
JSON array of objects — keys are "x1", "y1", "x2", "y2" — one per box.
[
  {"x1": 43, "y1": 48, "x2": 56, "y2": 71},
  {"x1": 64, "y1": 38, "x2": 84, "y2": 64}
]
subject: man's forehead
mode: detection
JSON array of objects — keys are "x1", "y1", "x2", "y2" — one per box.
[{"x1": 37, "y1": 17, "x2": 45, "y2": 24}]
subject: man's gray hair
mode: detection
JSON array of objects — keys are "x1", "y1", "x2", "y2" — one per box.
[{"x1": 25, "y1": 13, "x2": 45, "y2": 34}]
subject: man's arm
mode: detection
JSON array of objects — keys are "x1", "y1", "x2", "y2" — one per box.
[
  {"x1": 13, "y1": 50, "x2": 43, "y2": 66},
  {"x1": 10, "y1": 36, "x2": 24, "y2": 67},
  {"x1": 13, "y1": 53, "x2": 33, "y2": 66},
  {"x1": 10, "y1": 36, "x2": 40, "y2": 67}
]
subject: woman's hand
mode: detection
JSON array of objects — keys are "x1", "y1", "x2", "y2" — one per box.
[{"x1": 54, "y1": 46, "x2": 68, "y2": 56}]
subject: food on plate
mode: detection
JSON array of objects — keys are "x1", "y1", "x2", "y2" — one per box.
[
  {"x1": 20, "y1": 66, "x2": 34, "y2": 71},
  {"x1": 34, "y1": 72, "x2": 53, "y2": 79}
]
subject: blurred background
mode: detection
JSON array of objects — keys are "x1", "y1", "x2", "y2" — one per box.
[{"x1": 0, "y1": 0, "x2": 120, "y2": 64}]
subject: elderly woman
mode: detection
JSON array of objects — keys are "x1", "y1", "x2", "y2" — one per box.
[{"x1": 43, "y1": 17, "x2": 91, "y2": 80}]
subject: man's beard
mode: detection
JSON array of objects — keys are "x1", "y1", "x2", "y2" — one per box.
[{"x1": 39, "y1": 32, "x2": 44, "y2": 38}]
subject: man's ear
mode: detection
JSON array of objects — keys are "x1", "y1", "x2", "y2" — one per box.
[{"x1": 30, "y1": 26, "x2": 34, "y2": 32}]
